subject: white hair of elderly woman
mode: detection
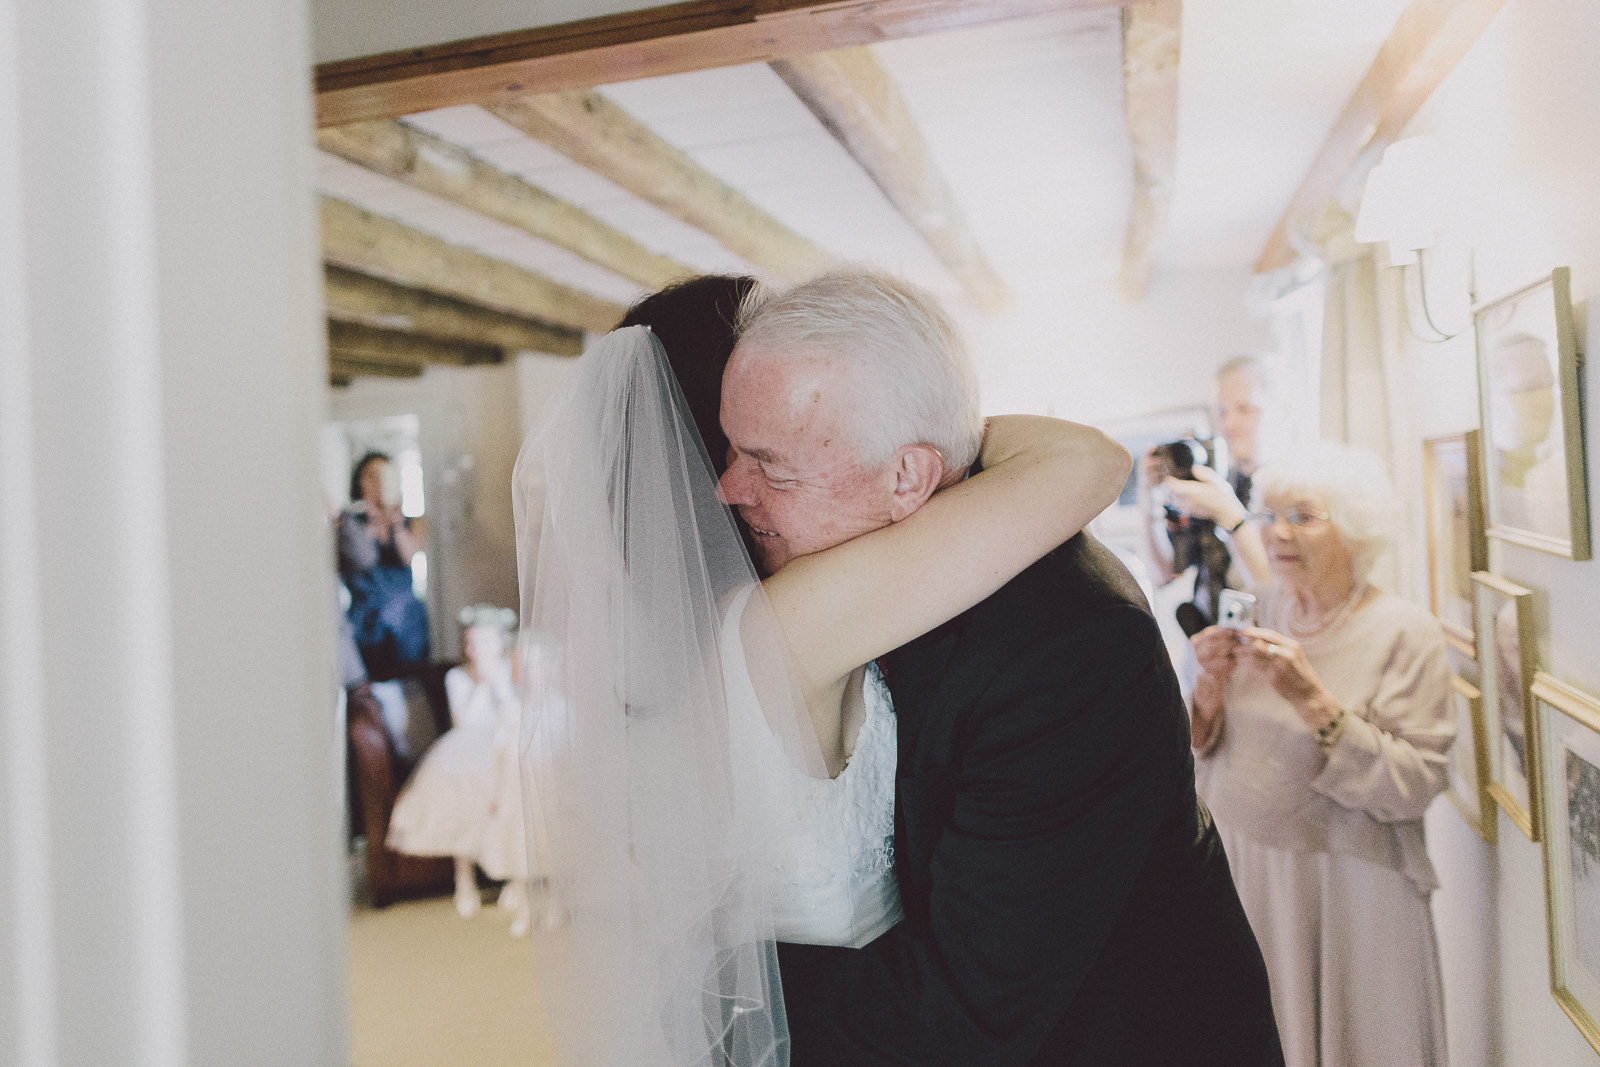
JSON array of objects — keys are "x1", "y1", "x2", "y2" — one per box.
[
  {"x1": 1250, "y1": 440, "x2": 1399, "y2": 581},
  {"x1": 735, "y1": 267, "x2": 984, "y2": 473}
]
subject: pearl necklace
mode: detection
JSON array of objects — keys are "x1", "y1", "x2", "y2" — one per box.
[{"x1": 1283, "y1": 582, "x2": 1369, "y2": 639}]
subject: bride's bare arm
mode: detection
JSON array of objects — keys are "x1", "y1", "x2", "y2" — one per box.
[{"x1": 763, "y1": 415, "x2": 1130, "y2": 695}]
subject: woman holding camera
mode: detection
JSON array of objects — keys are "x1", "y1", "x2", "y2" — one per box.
[{"x1": 1189, "y1": 441, "x2": 1454, "y2": 1067}]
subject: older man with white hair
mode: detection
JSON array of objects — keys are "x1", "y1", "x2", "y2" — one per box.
[{"x1": 719, "y1": 269, "x2": 1284, "y2": 1066}]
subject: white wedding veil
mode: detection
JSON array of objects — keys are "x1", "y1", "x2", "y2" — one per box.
[{"x1": 513, "y1": 326, "x2": 826, "y2": 1066}]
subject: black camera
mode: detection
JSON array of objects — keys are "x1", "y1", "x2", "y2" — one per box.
[
  {"x1": 1152, "y1": 436, "x2": 1231, "y2": 628},
  {"x1": 1152, "y1": 438, "x2": 1214, "y2": 525},
  {"x1": 1151, "y1": 437, "x2": 1212, "y2": 483}
]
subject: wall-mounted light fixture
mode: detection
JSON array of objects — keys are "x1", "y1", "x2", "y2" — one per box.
[
  {"x1": 1353, "y1": 136, "x2": 1467, "y2": 341},
  {"x1": 1354, "y1": 137, "x2": 1446, "y2": 264}
]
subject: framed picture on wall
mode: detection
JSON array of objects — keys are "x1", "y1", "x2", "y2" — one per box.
[
  {"x1": 1531, "y1": 673, "x2": 1600, "y2": 1054},
  {"x1": 1444, "y1": 673, "x2": 1496, "y2": 843},
  {"x1": 1473, "y1": 267, "x2": 1590, "y2": 559},
  {"x1": 1423, "y1": 431, "x2": 1487, "y2": 656},
  {"x1": 1474, "y1": 571, "x2": 1541, "y2": 839}
]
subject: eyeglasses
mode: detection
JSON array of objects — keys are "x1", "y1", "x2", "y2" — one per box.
[{"x1": 1248, "y1": 507, "x2": 1330, "y2": 528}]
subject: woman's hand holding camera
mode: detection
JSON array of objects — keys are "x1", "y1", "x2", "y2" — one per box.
[
  {"x1": 1236, "y1": 628, "x2": 1342, "y2": 735},
  {"x1": 1191, "y1": 625, "x2": 1343, "y2": 748}
]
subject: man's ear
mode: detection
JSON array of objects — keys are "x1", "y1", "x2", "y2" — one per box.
[{"x1": 887, "y1": 443, "x2": 946, "y2": 522}]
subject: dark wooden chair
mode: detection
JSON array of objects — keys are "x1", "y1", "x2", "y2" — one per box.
[{"x1": 346, "y1": 663, "x2": 457, "y2": 906}]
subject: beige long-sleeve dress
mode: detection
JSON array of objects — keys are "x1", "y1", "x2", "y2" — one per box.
[{"x1": 1195, "y1": 589, "x2": 1455, "y2": 1067}]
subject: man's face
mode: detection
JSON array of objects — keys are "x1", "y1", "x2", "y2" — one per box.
[
  {"x1": 717, "y1": 344, "x2": 895, "y2": 575},
  {"x1": 1216, "y1": 368, "x2": 1264, "y2": 468}
]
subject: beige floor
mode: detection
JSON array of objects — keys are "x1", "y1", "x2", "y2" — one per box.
[{"x1": 348, "y1": 893, "x2": 559, "y2": 1067}]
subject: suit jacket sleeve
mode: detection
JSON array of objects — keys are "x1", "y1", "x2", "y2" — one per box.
[{"x1": 784, "y1": 602, "x2": 1191, "y2": 1065}]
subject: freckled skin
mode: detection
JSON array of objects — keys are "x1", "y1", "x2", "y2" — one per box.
[{"x1": 717, "y1": 343, "x2": 898, "y2": 575}]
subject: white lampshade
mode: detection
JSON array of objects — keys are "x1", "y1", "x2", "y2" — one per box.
[{"x1": 1354, "y1": 136, "x2": 1448, "y2": 265}]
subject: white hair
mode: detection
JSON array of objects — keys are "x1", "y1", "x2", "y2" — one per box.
[
  {"x1": 1251, "y1": 440, "x2": 1398, "y2": 581},
  {"x1": 734, "y1": 268, "x2": 983, "y2": 472}
]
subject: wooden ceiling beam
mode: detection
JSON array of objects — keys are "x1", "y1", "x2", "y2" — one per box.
[
  {"x1": 315, "y1": 0, "x2": 1139, "y2": 128},
  {"x1": 770, "y1": 48, "x2": 1011, "y2": 314},
  {"x1": 320, "y1": 196, "x2": 626, "y2": 333},
  {"x1": 486, "y1": 90, "x2": 831, "y2": 281},
  {"x1": 327, "y1": 319, "x2": 505, "y2": 368},
  {"x1": 1115, "y1": 0, "x2": 1181, "y2": 301},
  {"x1": 1254, "y1": 0, "x2": 1509, "y2": 273},
  {"x1": 327, "y1": 357, "x2": 426, "y2": 381},
  {"x1": 324, "y1": 265, "x2": 584, "y2": 355},
  {"x1": 318, "y1": 120, "x2": 693, "y2": 290}
]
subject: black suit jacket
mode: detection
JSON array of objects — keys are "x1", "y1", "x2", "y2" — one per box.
[{"x1": 777, "y1": 533, "x2": 1283, "y2": 1066}]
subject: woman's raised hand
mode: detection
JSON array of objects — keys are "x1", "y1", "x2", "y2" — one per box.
[
  {"x1": 1241, "y1": 627, "x2": 1342, "y2": 734},
  {"x1": 1161, "y1": 466, "x2": 1246, "y2": 527},
  {"x1": 1192, "y1": 625, "x2": 1242, "y2": 687}
]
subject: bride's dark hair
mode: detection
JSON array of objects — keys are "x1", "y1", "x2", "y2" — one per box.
[{"x1": 619, "y1": 274, "x2": 757, "y2": 475}]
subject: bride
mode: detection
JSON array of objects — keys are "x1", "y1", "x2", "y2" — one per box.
[{"x1": 515, "y1": 273, "x2": 1129, "y2": 1066}]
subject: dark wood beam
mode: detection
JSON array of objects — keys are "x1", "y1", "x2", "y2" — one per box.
[
  {"x1": 315, "y1": 0, "x2": 1137, "y2": 128},
  {"x1": 327, "y1": 319, "x2": 505, "y2": 367},
  {"x1": 320, "y1": 196, "x2": 627, "y2": 333},
  {"x1": 324, "y1": 265, "x2": 584, "y2": 355},
  {"x1": 1255, "y1": 0, "x2": 1510, "y2": 273},
  {"x1": 327, "y1": 357, "x2": 427, "y2": 380}
]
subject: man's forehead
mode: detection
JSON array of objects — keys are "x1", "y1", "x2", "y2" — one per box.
[{"x1": 725, "y1": 349, "x2": 844, "y2": 425}]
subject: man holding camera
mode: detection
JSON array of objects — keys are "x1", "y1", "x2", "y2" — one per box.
[{"x1": 1137, "y1": 357, "x2": 1276, "y2": 631}]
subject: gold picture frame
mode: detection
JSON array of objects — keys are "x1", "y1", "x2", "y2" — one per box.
[
  {"x1": 1423, "y1": 431, "x2": 1488, "y2": 657},
  {"x1": 1472, "y1": 267, "x2": 1590, "y2": 559},
  {"x1": 1474, "y1": 571, "x2": 1541, "y2": 839},
  {"x1": 1531, "y1": 673, "x2": 1600, "y2": 1054},
  {"x1": 1445, "y1": 673, "x2": 1496, "y2": 843}
]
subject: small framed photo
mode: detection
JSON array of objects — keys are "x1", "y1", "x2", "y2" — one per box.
[
  {"x1": 1474, "y1": 572, "x2": 1540, "y2": 839},
  {"x1": 1473, "y1": 267, "x2": 1590, "y2": 559},
  {"x1": 1423, "y1": 432, "x2": 1487, "y2": 656},
  {"x1": 1445, "y1": 674, "x2": 1496, "y2": 843},
  {"x1": 1531, "y1": 673, "x2": 1600, "y2": 1053}
]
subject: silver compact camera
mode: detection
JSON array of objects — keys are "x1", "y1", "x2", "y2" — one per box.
[{"x1": 1217, "y1": 589, "x2": 1257, "y2": 632}]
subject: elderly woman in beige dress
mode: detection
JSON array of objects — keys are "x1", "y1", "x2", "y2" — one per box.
[{"x1": 1189, "y1": 441, "x2": 1454, "y2": 1067}]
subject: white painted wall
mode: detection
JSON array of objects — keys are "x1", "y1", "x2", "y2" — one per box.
[
  {"x1": 1380, "y1": 2, "x2": 1600, "y2": 1063},
  {"x1": 0, "y1": 0, "x2": 342, "y2": 1061},
  {"x1": 965, "y1": 265, "x2": 1276, "y2": 424}
]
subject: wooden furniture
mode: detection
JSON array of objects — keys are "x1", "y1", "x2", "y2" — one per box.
[{"x1": 346, "y1": 664, "x2": 456, "y2": 906}]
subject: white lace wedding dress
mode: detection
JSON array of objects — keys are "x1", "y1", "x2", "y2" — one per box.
[{"x1": 721, "y1": 584, "x2": 902, "y2": 948}]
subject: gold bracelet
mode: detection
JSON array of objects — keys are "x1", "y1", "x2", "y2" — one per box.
[{"x1": 1316, "y1": 706, "x2": 1349, "y2": 748}]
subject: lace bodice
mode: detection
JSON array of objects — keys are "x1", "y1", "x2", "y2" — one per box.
[{"x1": 722, "y1": 586, "x2": 902, "y2": 948}]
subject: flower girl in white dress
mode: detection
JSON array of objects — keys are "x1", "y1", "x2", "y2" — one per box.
[{"x1": 387, "y1": 604, "x2": 531, "y2": 932}]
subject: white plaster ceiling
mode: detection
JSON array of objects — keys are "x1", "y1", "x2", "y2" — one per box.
[{"x1": 316, "y1": 0, "x2": 1412, "y2": 367}]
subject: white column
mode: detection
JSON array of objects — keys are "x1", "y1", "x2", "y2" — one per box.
[{"x1": 0, "y1": 0, "x2": 344, "y2": 1062}]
